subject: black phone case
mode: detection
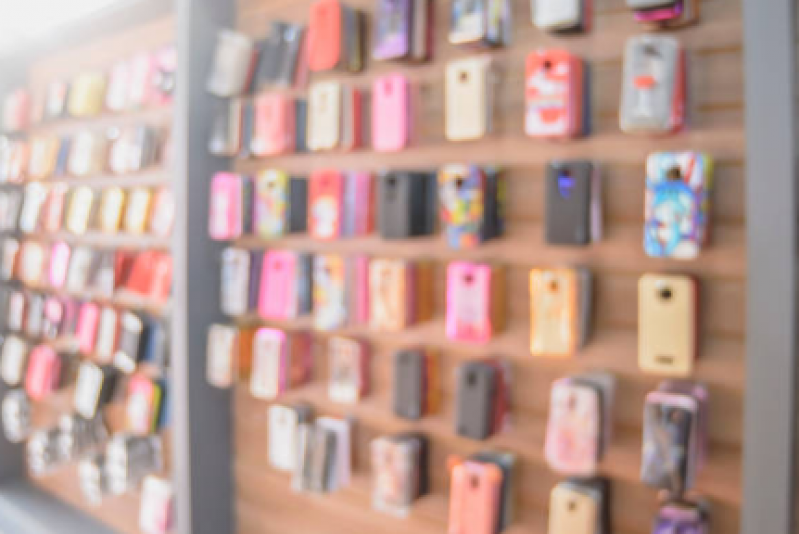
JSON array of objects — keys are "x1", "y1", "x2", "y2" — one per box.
[
  {"x1": 142, "y1": 318, "x2": 169, "y2": 371},
  {"x1": 116, "y1": 314, "x2": 147, "y2": 372},
  {"x1": 277, "y1": 25, "x2": 304, "y2": 86},
  {"x1": 255, "y1": 29, "x2": 283, "y2": 90},
  {"x1": 240, "y1": 101, "x2": 255, "y2": 159},
  {"x1": 241, "y1": 175, "x2": 255, "y2": 235},
  {"x1": 398, "y1": 432, "x2": 430, "y2": 497},
  {"x1": 288, "y1": 177, "x2": 308, "y2": 233},
  {"x1": 545, "y1": 161, "x2": 594, "y2": 246},
  {"x1": 455, "y1": 361, "x2": 496, "y2": 440},
  {"x1": 208, "y1": 100, "x2": 232, "y2": 156},
  {"x1": 380, "y1": 172, "x2": 434, "y2": 239},
  {"x1": 393, "y1": 349, "x2": 425, "y2": 420}
]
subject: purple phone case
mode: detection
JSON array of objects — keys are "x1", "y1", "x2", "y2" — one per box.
[
  {"x1": 653, "y1": 505, "x2": 707, "y2": 534},
  {"x1": 634, "y1": 0, "x2": 682, "y2": 22},
  {"x1": 373, "y1": 0, "x2": 412, "y2": 60}
]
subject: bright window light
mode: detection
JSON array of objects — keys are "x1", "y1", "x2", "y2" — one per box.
[{"x1": 0, "y1": 0, "x2": 138, "y2": 53}]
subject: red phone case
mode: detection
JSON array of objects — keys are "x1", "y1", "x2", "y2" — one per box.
[
  {"x1": 308, "y1": 0, "x2": 343, "y2": 72},
  {"x1": 309, "y1": 170, "x2": 345, "y2": 240}
]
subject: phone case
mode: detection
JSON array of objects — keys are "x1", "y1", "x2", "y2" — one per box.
[
  {"x1": 149, "y1": 188, "x2": 175, "y2": 238},
  {"x1": 25, "y1": 345, "x2": 61, "y2": 401},
  {"x1": 439, "y1": 165, "x2": 487, "y2": 249},
  {"x1": 545, "y1": 161, "x2": 602, "y2": 246},
  {"x1": 221, "y1": 247, "x2": 251, "y2": 316},
  {"x1": 97, "y1": 187, "x2": 125, "y2": 234},
  {"x1": 74, "y1": 362, "x2": 114, "y2": 420},
  {"x1": 28, "y1": 136, "x2": 60, "y2": 179},
  {"x1": 94, "y1": 307, "x2": 118, "y2": 364},
  {"x1": 455, "y1": 362, "x2": 496, "y2": 440},
  {"x1": 250, "y1": 328, "x2": 286, "y2": 400},
  {"x1": 309, "y1": 170, "x2": 344, "y2": 239},
  {"x1": 448, "y1": 461, "x2": 503, "y2": 534},
  {"x1": 68, "y1": 131, "x2": 106, "y2": 177},
  {"x1": 253, "y1": 170, "x2": 306, "y2": 238},
  {"x1": 127, "y1": 374, "x2": 163, "y2": 435},
  {"x1": 446, "y1": 262, "x2": 503, "y2": 343},
  {"x1": 445, "y1": 57, "x2": 492, "y2": 141},
  {"x1": 122, "y1": 187, "x2": 152, "y2": 234},
  {"x1": 644, "y1": 152, "x2": 713, "y2": 260},
  {"x1": 66, "y1": 247, "x2": 94, "y2": 292},
  {"x1": 369, "y1": 259, "x2": 411, "y2": 331},
  {"x1": 620, "y1": 35, "x2": 683, "y2": 134},
  {"x1": 525, "y1": 50, "x2": 583, "y2": 138},
  {"x1": 106, "y1": 59, "x2": 131, "y2": 112},
  {"x1": 534, "y1": 0, "x2": 584, "y2": 31},
  {"x1": 207, "y1": 30, "x2": 256, "y2": 97},
  {"x1": 641, "y1": 391, "x2": 697, "y2": 493},
  {"x1": 378, "y1": 172, "x2": 436, "y2": 239},
  {"x1": 41, "y1": 297, "x2": 65, "y2": 340},
  {"x1": 40, "y1": 183, "x2": 67, "y2": 233},
  {"x1": 371, "y1": 436, "x2": 423, "y2": 517},
  {"x1": 209, "y1": 173, "x2": 244, "y2": 240},
  {"x1": 308, "y1": 0, "x2": 343, "y2": 71},
  {"x1": 259, "y1": 250, "x2": 301, "y2": 320},
  {"x1": 393, "y1": 349, "x2": 425, "y2": 420},
  {"x1": 314, "y1": 254, "x2": 347, "y2": 330},
  {"x1": 19, "y1": 241, "x2": 46, "y2": 286},
  {"x1": 128, "y1": 52, "x2": 155, "y2": 108},
  {"x1": 307, "y1": 81, "x2": 342, "y2": 151},
  {"x1": 638, "y1": 274, "x2": 697, "y2": 377},
  {"x1": 19, "y1": 183, "x2": 48, "y2": 234},
  {"x1": 65, "y1": 187, "x2": 95, "y2": 235},
  {"x1": 545, "y1": 379, "x2": 602, "y2": 476},
  {"x1": 68, "y1": 73, "x2": 106, "y2": 117},
  {"x1": 548, "y1": 483, "x2": 601, "y2": 534},
  {"x1": 208, "y1": 99, "x2": 244, "y2": 156},
  {"x1": 373, "y1": 0, "x2": 412, "y2": 60},
  {"x1": 0, "y1": 238, "x2": 19, "y2": 281},
  {"x1": 1, "y1": 336, "x2": 28, "y2": 386},
  {"x1": 529, "y1": 268, "x2": 591, "y2": 357},
  {"x1": 2, "y1": 389, "x2": 31, "y2": 444},
  {"x1": 328, "y1": 336, "x2": 368, "y2": 404},
  {"x1": 372, "y1": 74, "x2": 410, "y2": 152},
  {"x1": 251, "y1": 94, "x2": 295, "y2": 157},
  {"x1": 152, "y1": 45, "x2": 177, "y2": 107},
  {"x1": 6, "y1": 290, "x2": 26, "y2": 332},
  {"x1": 48, "y1": 242, "x2": 71, "y2": 288},
  {"x1": 653, "y1": 501, "x2": 709, "y2": 534},
  {"x1": 268, "y1": 404, "x2": 305, "y2": 472},
  {"x1": 449, "y1": 0, "x2": 488, "y2": 45},
  {"x1": 139, "y1": 475, "x2": 174, "y2": 534}
]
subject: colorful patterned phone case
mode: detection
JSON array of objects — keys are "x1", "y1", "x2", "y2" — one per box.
[
  {"x1": 525, "y1": 50, "x2": 583, "y2": 138},
  {"x1": 309, "y1": 170, "x2": 344, "y2": 240},
  {"x1": 644, "y1": 152, "x2": 713, "y2": 260},
  {"x1": 439, "y1": 165, "x2": 485, "y2": 249},
  {"x1": 314, "y1": 254, "x2": 347, "y2": 330}
]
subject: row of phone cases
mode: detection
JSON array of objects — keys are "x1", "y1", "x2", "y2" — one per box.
[
  {"x1": 371, "y1": 434, "x2": 429, "y2": 517},
  {"x1": 293, "y1": 415, "x2": 354, "y2": 493},
  {"x1": 547, "y1": 479, "x2": 610, "y2": 534},
  {"x1": 545, "y1": 372, "x2": 615, "y2": 477},
  {"x1": 80, "y1": 433, "x2": 164, "y2": 499},
  {"x1": 7, "y1": 183, "x2": 173, "y2": 237},
  {"x1": 23, "y1": 413, "x2": 108, "y2": 476},
  {"x1": 0, "y1": 125, "x2": 164, "y2": 183},
  {"x1": 653, "y1": 500, "x2": 709, "y2": 533},
  {"x1": 2, "y1": 240, "x2": 172, "y2": 304},
  {"x1": 448, "y1": 452, "x2": 517, "y2": 534},
  {"x1": 138, "y1": 475, "x2": 174, "y2": 534},
  {"x1": 1, "y1": 298, "x2": 167, "y2": 373},
  {"x1": 641, "y1": 381, "x2": 707, "y2": 495},
  {"x1": 374, "y1": 0, "x2": 433, "y2": 62},
  {"x1": 2, "y1": 89, "x2": 30, "y2": 133},
  {"x1": 208, "y1": 22, "x2": 307, "y2": 99},
  {"x1": 455, "y1": 359, "x2": 512, "y2": 440},
  {"x1": 626, "y1": 0, "x2": 699, "y2": 28},
  {"x1": 450, "y1": 0, "x2": 512, "y2": 48}
]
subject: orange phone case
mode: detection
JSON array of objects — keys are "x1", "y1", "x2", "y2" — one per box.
[
  {"x1": 448, "y1": 461, "x2": 502, "y2": 534},
  {"x1": 530, "y1": 268, "x2": 580, "y2": 357},
  {"x1": 308, "y1": 0, "x2": 342, "y2": 72}
]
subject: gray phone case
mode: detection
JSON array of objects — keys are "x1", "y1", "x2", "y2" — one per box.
[
  {"x1": 620, "y1": 35, "x2": 679, "y2": 133},
  {"x1": 393, "y1": 349, "x2": 425, "y2": 420},
  {"x1": 545, "y1": 161, "x2": 594, "y2": 246},
  {"x1": 455, "y1": 361, "x2": 496, "y2": 440}
]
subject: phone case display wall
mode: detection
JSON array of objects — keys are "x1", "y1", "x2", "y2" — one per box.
[
  {"x1": 204, "y1": 0, "x2": 746, "y2": 533},
  {"x1": 0, "y1": 16, "x2": 176, "y2": 534}
]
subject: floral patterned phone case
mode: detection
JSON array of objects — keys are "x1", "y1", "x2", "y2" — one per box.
[
  {"x1": 445, "y1": 262, "x2": 503, "y2": 343},
  {"x1": 314, "y1": 254, "x2": 347, "y2": 330},
  {"x1": 544, "y1": 379, "x2": 601, "y2": 476},
  {"x1": 644, "y1": 152, "x2": 713, "y2": 260},
  {"x1": 369, "y1": 259, "x2": 410, "y2": 332}
]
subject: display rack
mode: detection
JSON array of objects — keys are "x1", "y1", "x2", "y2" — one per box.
[{"x1": 0, "y1": 1, "x2": 796, "y2": 534}]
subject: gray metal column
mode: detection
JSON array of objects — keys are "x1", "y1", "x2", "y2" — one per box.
[
  {"x1": 173, "y1": 1, "x2": 235, "y2": 533},
  {"x1": 741, "y1": 0, "x2": 798, "y2": 533}
]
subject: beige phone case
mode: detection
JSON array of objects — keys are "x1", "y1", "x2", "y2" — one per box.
[
  {"x1": 66, "y1": 187, "x2": 95, "y2": 235},
  {"x1": 530, "y1": 268, "x2": 580, "y2": 357},
  {"x1": 307, "y1": 81, "x2": 342, "y2": 151},
  {"x1": 638, "y1": 274, "x2": 697, "y2": 377},
  {"x1": 548, "y1": 484, "x2": 598, "y2": 534},
  {"x1": 445, "y1": 56, "x2": 492, "y2": 142},
  {"x1": 98, "y1": 188, "x2": 126, "y2": 234},
  {"x1": 124, "y1": 187, "x2": 153, "y2": 234}
]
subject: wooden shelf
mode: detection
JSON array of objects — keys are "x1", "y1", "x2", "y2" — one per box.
[
  {"x1": 25, "y1": 168, "x2": 172, "y2": 188},
  {"x1": 19, "y1": 279, "x2": 170, "y2": 317},
  {"x1": 24, "y1": 230, "x2": 170, "y2": 251},
  {"x1": 27, "y1": 106, "x2": 172, "y2": 136}
]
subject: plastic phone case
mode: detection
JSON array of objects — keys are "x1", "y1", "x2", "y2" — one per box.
[
  {"x1": 445, "y1": 57, "x2": 492, "y2": 141},
  {"x1": 314, "y1": 254, "x2": 347, "y2": 330}
]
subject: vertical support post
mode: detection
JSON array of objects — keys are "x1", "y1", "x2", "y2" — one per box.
[
  {"x1": 741, "y1": 0, "x2": 798, "y2": 533},
  {"x1": 173, "y1": 1, "x2": 235, "y2": 533}
]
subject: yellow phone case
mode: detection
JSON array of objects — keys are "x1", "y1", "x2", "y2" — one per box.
[{"x1": 445, "y1": 57, "x2": 492, "y2": 142}]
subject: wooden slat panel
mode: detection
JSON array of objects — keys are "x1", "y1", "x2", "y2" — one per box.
[{"x1": 231, "y1": 0, "x2": 745, "y2": 533}]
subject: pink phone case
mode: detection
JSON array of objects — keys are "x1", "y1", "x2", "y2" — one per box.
[
  {"x1": 445, "y1": 262, "x2": 494, "y2": 343},
  {"x1": 48, "y1": 242, "x2": 71, "y2": 289},
  {"x1": 258, "y1": 250, "x2": 298, "y2": 320},
  {"x1": 77, "y1": 302, "x2": 100, "y2": 355},
  {"x1": 353, "y1": 256, "x2": 370, "y2": 325},
  {"x1": 209, "y1": 172, "x2": 243, "y2": 240},
  {"x1": 351, "y1": 172, "x2": 375, "y2": 235},
  {"x1": 544, "y1": 378, "x2": 601, "y2": 476},
  {"x1": 372, "y1": 74, "x2": 410, "y2": 152},
  {"x1": 25, "y1": 345, "x2": 61, "y2": 401},
  {"x1": 252, "y1": 94, "x2": 295, "y2": 156}
]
